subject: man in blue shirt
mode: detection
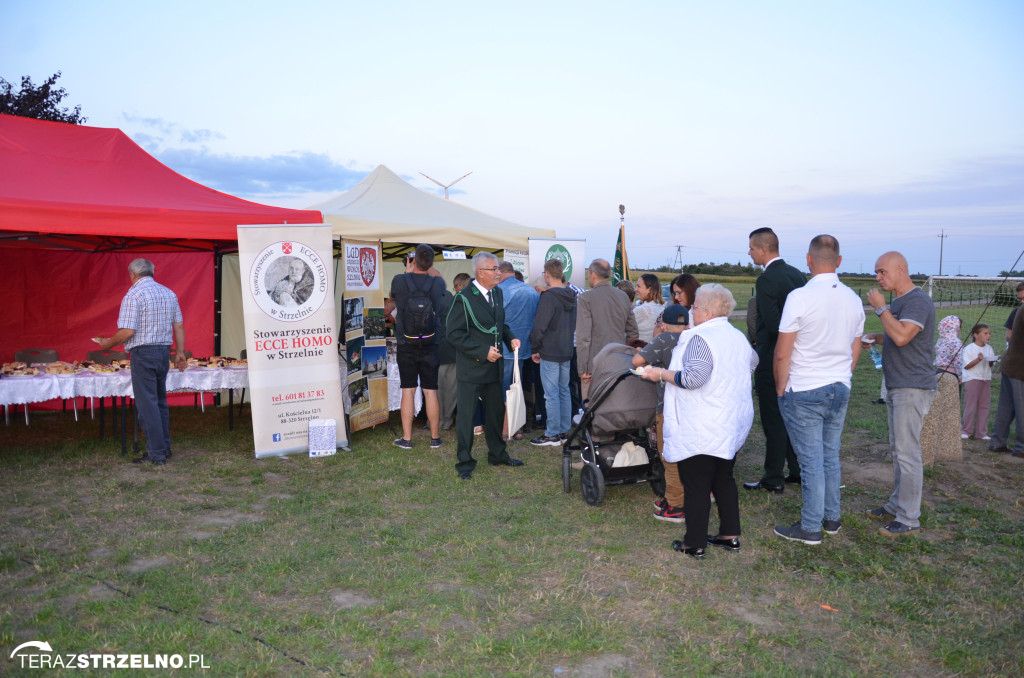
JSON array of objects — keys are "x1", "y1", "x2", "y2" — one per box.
[
  {"x1": 92, "y1": 258, "x2": 186, "y2": 466},
  {"x1": 497, "y1": 261, "x2": 541, "y2": 436}
]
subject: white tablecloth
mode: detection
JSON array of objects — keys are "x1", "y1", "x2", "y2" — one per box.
[{"x1": 0, "y1": 368, "x2": 250, "y2": 407}]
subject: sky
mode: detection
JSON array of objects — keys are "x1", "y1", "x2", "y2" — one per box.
[{"x1": 4, "y1": 0, "x2": 1023, "y2": 276}]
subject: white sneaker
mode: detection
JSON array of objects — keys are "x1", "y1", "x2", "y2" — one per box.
[
  {"x1": 961, "y1": 434, "x2": 969, "y2": 439},
  {"x1": 981, "y1": 435, "x2": 991, "y2": 441}
]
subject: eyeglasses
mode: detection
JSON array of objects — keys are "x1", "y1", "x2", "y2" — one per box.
[
  {"x1": 692, "y1": 305, "x2": 709, "y2": 313},
  {"x1": 478, "y1": 267, "x2": 500, "y2": 273}
]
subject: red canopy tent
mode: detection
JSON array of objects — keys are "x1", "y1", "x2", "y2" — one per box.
[{"x1": 0, "y1": 113, "x2": 322, "y2": 372}]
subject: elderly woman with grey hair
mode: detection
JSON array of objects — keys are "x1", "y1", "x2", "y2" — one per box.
[{"x1": 640, "y1": 283, "x2": 758, "y2": 558}]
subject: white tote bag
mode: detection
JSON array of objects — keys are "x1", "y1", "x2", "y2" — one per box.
[{"x1": 505, "y1": 347, "x2": 527, "y2": 439}]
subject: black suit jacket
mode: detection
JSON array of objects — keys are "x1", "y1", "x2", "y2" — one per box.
[
  {"x1": 754, "y1": 258, "x2": 806, "y2": 371},
  {"x1": 445, "y1": 281, "x2": 516, "y2": 384}
]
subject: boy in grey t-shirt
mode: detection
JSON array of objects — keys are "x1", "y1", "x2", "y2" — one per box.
[{"x1": 632, "y1": 304, "x2": 689, "y2": 523}]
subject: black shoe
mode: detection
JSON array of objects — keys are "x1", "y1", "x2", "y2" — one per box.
[
  {"x1": 743, "y1": 480, "x2": 784, "y2": 494},
  {"x1": 873, "y1": 398, "x2": 886, "y2": 404},
  {"x1": 489, "y1": 457, "x2": 524, "y2": 467},
  {"x1": 706, "y1": 536, "x2": 741, "y2": 551},
  {"x1": 989, "y1": 446, "x2": 1010, "y2": 453},
  {"x1": 784, "y1": 475, "x2": 801, "y2": 485},
  {"x1": 671, "y1": 541, "x2": 705, "y2": 558},
  {"x1": 458, "y1": 470, "x2": 472, "y2": 480},
  {"x1": 132, "y1": 455, "x2": 166, "y2": 466}
]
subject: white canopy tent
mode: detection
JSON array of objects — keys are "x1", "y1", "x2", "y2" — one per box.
[
  {"x1": 220, "y1": 164, "x2": 555, "y2": 361},
  {"x1": 311, "y1": 164, "x2": 554, "y2": 251}
]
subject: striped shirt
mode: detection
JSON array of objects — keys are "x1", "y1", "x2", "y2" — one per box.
[
  {"x1": 671, "y1": 335, "x2": 759, "y2": 389},
  {"x1": 117, "y1": 276, "x2": 183, "y2": 352}
]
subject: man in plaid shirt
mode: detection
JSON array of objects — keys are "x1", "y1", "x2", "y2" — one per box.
[{"x1": 93, "y1": 258, "x2": 186, "y2": 465}]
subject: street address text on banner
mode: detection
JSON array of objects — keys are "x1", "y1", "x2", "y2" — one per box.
[{"x1": 238, "y1": 224, "x2": 348, "y2": 457}]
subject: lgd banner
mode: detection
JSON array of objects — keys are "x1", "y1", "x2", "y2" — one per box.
[{"x1": 238, "y1": 224, "x2": 348, "y2": 457}]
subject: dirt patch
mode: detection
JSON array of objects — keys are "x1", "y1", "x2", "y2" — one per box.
[
  {"x1": 86, "y1": 583, "x2": 116, "y2": 601},
  {"x1": 842, "y1": 458, "x2": 893, "y2": 488},
  {"x1": 566, "y1": 653, "x2": 634, "y2": 678},
  {"x1": 126, "y1": 555, "x2": 173, "y2": 573},
  {"x1": 87, "y1": 547, "x2": 114, "y2": 560},
  {"x1": 330, "y1": 590, "x2": 379, "y2": 608},
  {"x1": 196, "y1": 511, "x2": 263, "y2": 528},
  {"x1": 728, "y1": 601, "x2": 785, "y2": 634}
]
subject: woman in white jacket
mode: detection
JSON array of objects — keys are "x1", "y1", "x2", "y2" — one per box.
[
  {"x1": 632, "y1": 273, "x2": 666, "y2": 343},
  {"x1": 640, "y1": 283, "x2": 758, "y2": 558}
]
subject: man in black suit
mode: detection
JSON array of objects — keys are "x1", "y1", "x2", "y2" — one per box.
[
  {"x1": 446, "y1": 252, "x2": 523, "y2": 479},
  {"x1": 743, "y1": 227, "x2": 807, "y2": 494}
]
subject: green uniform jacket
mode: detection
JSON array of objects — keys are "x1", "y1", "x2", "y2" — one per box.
[{"x1": 445, "y1": 281, "x2": 516, "y2": 384}]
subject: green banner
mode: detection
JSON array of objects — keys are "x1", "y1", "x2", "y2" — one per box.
[{"x1": 612, "y1": 225, "x2": 630, "y2": 284}]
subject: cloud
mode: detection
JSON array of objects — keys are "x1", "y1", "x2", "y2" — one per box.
[
  {"x1": 153, "y1": 147, "x2": 368, "y2": 195},
  {"x1": 179, "y1": 128, "x2": 224, "y2": 144},
  {"x1": 786, "y1": 155, "x2": 1024, "y2": 222},
  {"x1": 119, "y1": 115, "x2": 366, "y2": 196}
]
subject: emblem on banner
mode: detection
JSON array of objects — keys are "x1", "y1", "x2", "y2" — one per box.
[
  {"x1": 359, "y1": 248, "x2": 376, "y2": 287},
  {"x1": 249, "y1": 240, "x2": 329, "y2": 322},
  {"x1": 545, "y1": 244, "x2": 573, "y2": 280}
]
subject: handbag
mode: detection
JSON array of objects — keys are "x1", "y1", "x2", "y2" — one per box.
[{"x1": 505, "y1": 347, "x2": 527, "y2": 439}]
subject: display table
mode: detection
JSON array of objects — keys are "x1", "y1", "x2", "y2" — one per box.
[
  {"x1": 1, "y1": 368, "x2": 249, "y2": 411},
  {"x1": 1, "y1": 363, "x2": 411, "y2": 442},
  {"x1": 1, "y1": 368, "x2": 255, "y2": 451}
]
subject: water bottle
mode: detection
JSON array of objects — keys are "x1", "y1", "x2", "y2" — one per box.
[{"x1": 869, "y1": 345, "x2": 882, "y2": 370}]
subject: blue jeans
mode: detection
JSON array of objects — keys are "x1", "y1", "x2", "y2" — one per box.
[
  {"x1": 539, "y1": 359, "x2": 571, "y2": 437},
  {"x1": 990, "y1": 375, "x2": 1024, "y2": 453},
  {"x1": 884, "y1": 388, "x2": 935, "y2": 527},
  {"x1": 129, "y1": 344, "x2": 171, "y2": 460},
  {"x1": 779, "y1": 383, "x2": 850, "y2": 533}
]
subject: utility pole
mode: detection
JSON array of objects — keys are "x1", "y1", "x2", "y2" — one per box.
[
  {"x1": 672, "y1": 245, "x2": 684, "y2": 271},
  {"x1": 938, "y1": 230, "x2": 949, "y2": 276}
]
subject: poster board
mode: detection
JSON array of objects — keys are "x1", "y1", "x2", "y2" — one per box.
[
  {"x1": 342, "y1": 239, "x2": 390, "y2": 432},
  {"x1": 237, "y1": 224, "x2": 348, "y2": 457},
  {"x1": 527, "y1": 238, "x2": 587, "y2": 288}
]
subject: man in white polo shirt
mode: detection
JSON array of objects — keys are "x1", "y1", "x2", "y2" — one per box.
[{"x1": 772, "y1": 235, "x2": 865, "y2": 544}]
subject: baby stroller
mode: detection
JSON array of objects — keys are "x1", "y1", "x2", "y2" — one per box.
[{"x1": 562, "y1": 343, "x2": 665, "y2": 506}]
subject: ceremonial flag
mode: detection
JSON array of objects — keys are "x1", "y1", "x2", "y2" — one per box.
[{"x1": 612, "y1": 224, "x2": 630, "y2": 284}]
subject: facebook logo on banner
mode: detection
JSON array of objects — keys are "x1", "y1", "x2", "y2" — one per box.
[{"x1": 272, "y1": 433, "x2": 282, "y2": 442}]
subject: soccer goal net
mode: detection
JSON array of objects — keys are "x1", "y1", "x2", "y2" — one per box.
[{"x1": 926, "y1": 276, "x2": 1024, "y2": 307}]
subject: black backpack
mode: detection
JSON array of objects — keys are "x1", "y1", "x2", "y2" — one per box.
[{"x1": 402, "y1": 274, "x2": 435, "y2": 344}]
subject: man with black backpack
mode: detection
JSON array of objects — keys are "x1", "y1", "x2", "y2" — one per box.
[{"x1": 390, "y1": 244, "x2": 446, "y2": 449}]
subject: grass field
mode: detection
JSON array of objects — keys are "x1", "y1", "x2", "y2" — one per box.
[
  {"x1": 2, "y1": 304, "x2": 1022, "y2": 677},
  {"x1": 638, "y1": 270, "x2": 921, "y2": 313}
]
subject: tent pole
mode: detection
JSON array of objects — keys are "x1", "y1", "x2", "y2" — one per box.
[{"x1": 213, "y1": 247, "x2": 223, "y2": 408}]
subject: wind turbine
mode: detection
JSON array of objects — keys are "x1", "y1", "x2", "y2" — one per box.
[{"x1": 419, "y1": 171, "x2": 473, "y2": 200}]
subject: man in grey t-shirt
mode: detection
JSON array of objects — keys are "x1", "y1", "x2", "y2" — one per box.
[{"x1": 863, "y1": 252, "x2": 936, "y2": 538}]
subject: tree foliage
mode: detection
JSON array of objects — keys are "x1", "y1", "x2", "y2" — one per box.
[{"x1": 0, "y1": 71, "x2": 86, "y2": 124}]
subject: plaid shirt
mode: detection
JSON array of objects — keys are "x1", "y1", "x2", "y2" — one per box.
[{"x1": 117, "y1": 276, "x2": 183, "y2": 352}]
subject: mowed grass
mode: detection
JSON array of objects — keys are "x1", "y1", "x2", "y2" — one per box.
[
  {"x1": 2, "y1": 305, "x2": 1022, "y2": 677},
  {"x1": 637, "y1": 270, "x2": 882, "y2": 313}
]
